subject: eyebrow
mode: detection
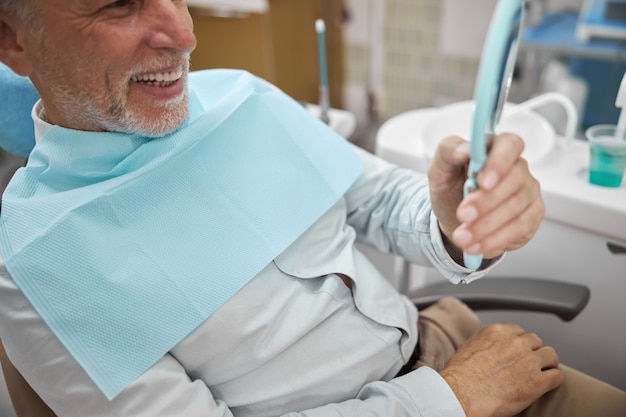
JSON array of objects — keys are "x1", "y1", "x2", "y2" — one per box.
[{"x1": 74, "y1": 0, "x2": 108, "y2": 11}]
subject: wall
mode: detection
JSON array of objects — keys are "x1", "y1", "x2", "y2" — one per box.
[
  {"x1": 190, "y1": 0, "x2": 345, "y2": 108},
  {"x1": 343, "y1": 0, "x2": 485, "y2": 150},
  {"x1": 342, "y1": 0, "x2": 586, "y2": 150}
]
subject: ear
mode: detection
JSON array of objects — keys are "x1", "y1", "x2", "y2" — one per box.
[{"x1": 0, "y1": 11, "x2": 34, "y2": 76}]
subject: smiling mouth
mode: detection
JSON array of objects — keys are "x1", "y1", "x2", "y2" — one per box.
[{"x1": 130, "y1": 67, "x2": 184, "y2": 87}]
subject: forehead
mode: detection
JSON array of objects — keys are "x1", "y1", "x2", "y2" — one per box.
[
  {"x1": 31, "y1": 0, "x2": 107, "y2": 12},
  {"x1": 25, "y1": 0, "x2": 117, "y2": 26}
]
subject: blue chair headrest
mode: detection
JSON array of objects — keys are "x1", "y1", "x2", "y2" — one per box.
[{"x1": 0, "y1": 63, "x2": 40, "y2": 158}]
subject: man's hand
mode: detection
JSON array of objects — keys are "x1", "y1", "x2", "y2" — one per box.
[
  {"x1": 428, "y1": 133, "x2": 545, "y2": 262},
  {"x1": 440, "y1": 323, "x2": 564, "y2": 417}
]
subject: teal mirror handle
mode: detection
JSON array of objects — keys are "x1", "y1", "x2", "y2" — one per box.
[
  {"x1": 463, "y1": 0, "x2": 524, "y2": 270},
  {"x1": 463, "y1": 165, "x2": 484, "y2": 270}
]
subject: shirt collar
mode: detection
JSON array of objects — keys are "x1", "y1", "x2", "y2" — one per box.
[{"x1": 32, "y1": 99, "x2": 53, "y2": 141}]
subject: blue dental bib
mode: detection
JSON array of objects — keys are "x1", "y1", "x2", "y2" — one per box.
[{"x1": 0, "y1": 69, "x2": 363, "y2": 399}]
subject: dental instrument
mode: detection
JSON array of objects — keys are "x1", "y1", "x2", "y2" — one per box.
[
  {"x1": 614, "y1": 70, "x2": 626, "y2": 139},
  {"x1": 464, "y1": 0, "x2": 525, "y2": 270},
  {"x1": 315, "y1": 19, "x2": 331, "y2": 125}
]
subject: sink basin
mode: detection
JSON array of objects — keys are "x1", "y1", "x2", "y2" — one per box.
[{"x1": 422, "y1": 100, "x2": 556, "y2": 166}]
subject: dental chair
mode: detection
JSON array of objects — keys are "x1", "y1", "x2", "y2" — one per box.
[
  {"x1": 0, "y1": 149, "x2": 591, "y2": 417},
  {"x1": 1, "y1": 342, "x2": 55, "y2": 417}
]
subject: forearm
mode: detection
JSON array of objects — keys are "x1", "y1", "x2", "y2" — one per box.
[{"x1": 283, "y1": 368, "x2": 465, "y2": 417}]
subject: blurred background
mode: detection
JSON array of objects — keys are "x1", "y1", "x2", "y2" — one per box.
[{"x1": 186, "y1": 0, "x2": 626, "y2": 150}]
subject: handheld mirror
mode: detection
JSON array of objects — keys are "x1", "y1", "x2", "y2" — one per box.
[{"x1": 463, "y1": 0, "x2": 526, "y2": 270}]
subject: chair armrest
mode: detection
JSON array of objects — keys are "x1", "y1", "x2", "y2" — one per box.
[{"x1": 410, "y1": 277, "x2": 590, "y2": 322}]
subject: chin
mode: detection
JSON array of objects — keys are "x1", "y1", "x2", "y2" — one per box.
[
  {"x1": 139, "y1": 120, "x2": 187, "y2": 137},
  {"x1": 114, "y1": 100, "x2": 190, "y2": 137}
]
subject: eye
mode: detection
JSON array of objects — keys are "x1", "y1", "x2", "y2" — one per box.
[
  {"x1": 102, "y1": 0, "x2": 143, "y2": 12},
  {"x1": 98, "y1": 0, "x2": 141, "y2": 16},
  {"x1": 106, "y1": 0, "x2": 132, "y2": 7}
]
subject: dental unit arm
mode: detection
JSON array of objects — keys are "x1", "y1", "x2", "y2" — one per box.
[{"x1": 615, "y1": 70, "x2": 626, "y2": 139}]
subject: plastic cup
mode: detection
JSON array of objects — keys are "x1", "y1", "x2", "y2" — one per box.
[{"x1": 585, "y1": 125, "x2": 626, "y2": 188}]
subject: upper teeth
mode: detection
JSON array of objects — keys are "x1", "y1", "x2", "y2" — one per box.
[{"x1": 131, "y1": 68, "x2": 183, "y2": 83}]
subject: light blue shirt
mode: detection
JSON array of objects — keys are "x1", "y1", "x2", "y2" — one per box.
[{"x1": 0, "y1": 110, "x2": 495, "y2": 417}]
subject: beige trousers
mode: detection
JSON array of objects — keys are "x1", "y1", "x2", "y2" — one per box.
[{"x1": 415, "y1": 297, "x2": 626, "y2": 417}]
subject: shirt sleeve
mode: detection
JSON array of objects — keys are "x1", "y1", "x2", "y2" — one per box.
[
  {"x1": 344, "y1": 144, "x2": 500, "y2": 284},
  {"x1": 1, "y1": 306, "x2": 466, "y2": 417},
  {"x1": 273, "y1": 367, "x2": 465, "y2": 417}
]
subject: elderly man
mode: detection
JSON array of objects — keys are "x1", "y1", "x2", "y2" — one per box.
[{"x1": 0, "y1": 1, "x2": 624, "y2": 417}]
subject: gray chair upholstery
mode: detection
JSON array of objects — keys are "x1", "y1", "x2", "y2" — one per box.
[
  {"x1": 1, "y1": 342, "x2": 56, "y2": 417},
  {"x1": 412, "y1": 277, "x2": 589, "y2": 322}
]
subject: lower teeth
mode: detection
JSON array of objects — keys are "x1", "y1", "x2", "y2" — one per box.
[{"x1": 137, "y1": 80, "x2": 175, "y2": 87}]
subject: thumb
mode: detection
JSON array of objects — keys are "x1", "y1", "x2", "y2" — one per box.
[
  {"x1": 428, "y1": 136, "x2": 471, "y2": 242},
  {"x1": 428, "y1": 136, "x2": 470, "y2": 190}
]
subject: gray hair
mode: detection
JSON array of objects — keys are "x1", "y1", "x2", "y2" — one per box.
[
  {"x1": 0, "y1": 0, "x2": 36, "y2": 25},
  {"x1": 0, "y1": 0, "x2": 24, "y2": 16},
  {"x1": 0, "y1": 0, "x2": 41, "y2": 39}
]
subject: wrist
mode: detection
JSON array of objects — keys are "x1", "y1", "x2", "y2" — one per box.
[
  {"x1": 440, "y1": 227, "x2": 464, "y2": 265},
  {"x1": 440, "y1": 369, "x2": 473, "y2": 417},
  {"x1": 439, "y1": 224, "x2": 503, "y2": 269}
]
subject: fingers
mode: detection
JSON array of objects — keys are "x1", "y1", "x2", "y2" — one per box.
[
  {"x1": 479, "y1": 198, "x2": 545, "y2": 256},
  {"x1": 536, "y1": 346, "x2": 560, "y2": 370},
  {"x1": 427, "y1": 136, "x2": 471, "y2": 240},
  {"x1": 477, "y1": 132, "x2": 525, "y2": 192},
  {"x1": 540, "y1": 367, "x2": 566, "y2": 392},
  {"x1": 428, "y1": 136, "x2": 470, "y2": 193},
  {"x1": 449, "y1": 133, "x2": 544, "y2": 257},
  {"x1": 522, "y1": 332, "x2": 544, "y2": 351},
  {"x1": 455, "y1": 190, "x2": 545, "y2": 257},
  {"x1": 431, "y1": 132, "x2": 522, "y2": 189},
  {"x1": 535, "y1": 347, "x2": 564, "y2": 395},
  {"x1": 463, "y1": 156, "x2": 535, "y2": 216},
  {"x1": 481, "y1": 322, "x2": 526, "y2": 338},
  {"x1": 432, "y1": 136, "x2": 471, "y2": 170},
  {"x1": 481, "y1": 325, "x2": 560, "y2": 372}
]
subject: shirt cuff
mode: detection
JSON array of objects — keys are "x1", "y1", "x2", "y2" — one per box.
[
  {"x1": 428, "y1": 211, "x2": 504, "y2": 284},
  {"x1": 392, "y1": 366, "x2": 467, "y2": 417}
]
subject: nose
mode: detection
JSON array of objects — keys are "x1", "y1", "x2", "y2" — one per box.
[{"x1": 146, "y1": 0, "x2": 197, "y2": 53}]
